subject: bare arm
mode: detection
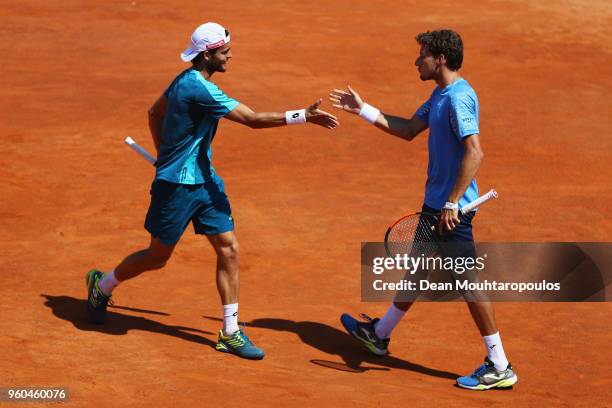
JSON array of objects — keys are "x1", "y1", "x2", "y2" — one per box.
[
  {"x1": 148, "y1": 95, "x2": 168, "y2": 154},
  {"x1": 374, "y1": 113, "x2": 428, "y2": 141},
  {"x1": 440, "y1": 134, "x2": 484, "y2": 232},
  {"x1": 329, "y1": 86, "x2": 428, "y2": 141},
  {"x1": 224, "y1": 99, "x2": 339, "y2": 129}
]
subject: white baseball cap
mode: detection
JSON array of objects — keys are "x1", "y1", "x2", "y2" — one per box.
[{"x1": 180, "y1": 22, "x2": 230, "y2": 62}]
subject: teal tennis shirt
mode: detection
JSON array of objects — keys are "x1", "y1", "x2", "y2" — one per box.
[
  {"x1": 415, "y1": 78, "x2": 480, "y2": 210},
  {"x1": 155, "y1": 69, "x2": 239, "y2": 185}
]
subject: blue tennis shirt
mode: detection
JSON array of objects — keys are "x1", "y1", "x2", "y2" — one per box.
[
  {"x1": 156, "y1": 69, "x2": 239, "y2": 185},
  {"x1": 415, "y1": 78, "x2": 480, "y2": 210}
]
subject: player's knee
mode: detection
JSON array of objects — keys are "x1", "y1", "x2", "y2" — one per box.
[
  {"x1": 147, "y1": 249, "x2": 172, "y2": 270},
  {"x1": 150, "y1": 257, "x2": 168, "y2": 270},
  {"x1": 145, "y1": 238, "x2": 175, "y2": 270},
  {"x1": 218, "y1": 240, "x2": 240, "y2": 264}
]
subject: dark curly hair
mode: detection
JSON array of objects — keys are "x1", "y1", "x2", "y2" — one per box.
[{"x1": 416, "y1": 29, "x2": 463, "y2": 71}]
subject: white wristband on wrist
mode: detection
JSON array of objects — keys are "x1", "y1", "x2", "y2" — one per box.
[
  {"x1": 285, "y1": 109, "x2": 307, "y2": 125},
  {"x1": 358, "y1": 103, "x2": 380, "y2": 124},
  {"x1": 443, "y1": 201, "x2": 459, "y2": 210}
]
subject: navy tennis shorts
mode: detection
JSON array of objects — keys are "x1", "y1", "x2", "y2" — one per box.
[
  {"x1": 422, "y1": 204, "x2": 476, "y2": 258},
  {"x1": 145, "y1": 179, "x2": 235, "y2": 245}
]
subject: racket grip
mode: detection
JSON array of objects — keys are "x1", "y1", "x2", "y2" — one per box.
[
  {"x1": 461, "y1": 189, "x2": 498, "y2": 214},
  {"x1": 125, "y1": 136, "x2": 157, "y2": 166}
]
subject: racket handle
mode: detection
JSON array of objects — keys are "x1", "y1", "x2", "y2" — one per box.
[
  {"x1": 461, "y1": 189, "x2": 498, "y2": 214},
  {"x1": 125, "y1": 136, "x2": 157, "y2": 166}
]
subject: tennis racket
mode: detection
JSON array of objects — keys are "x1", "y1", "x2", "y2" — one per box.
[
  {"x1": 124, "y1": 136, "x2": 157, "y2": 165},
  {"x1": 384, "y1": 189, "x2": 498, "y2": 258}
]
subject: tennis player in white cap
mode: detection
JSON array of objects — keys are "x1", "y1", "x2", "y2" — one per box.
[{"x1": 85, "y1": 22, "x2": 339, "y2": 360}]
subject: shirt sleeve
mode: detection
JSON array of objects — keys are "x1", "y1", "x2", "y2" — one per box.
[
  {"x1": 194, "y1": 81, "x2": 239, "y2": 119},
  {"x1": 449, "y1": 92, "x2": 479, "y2": 140},
  {"x1": 414, "y1": 97, "x2": 432, "y2": 124}
]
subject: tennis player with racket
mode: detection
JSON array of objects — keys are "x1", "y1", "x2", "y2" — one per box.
[
  {"x1": 85, "y1": 22, "x2": 338, "y2": 360},
  {"x1": 330, "y1": 29, "x2": 517, "y2": 390}
]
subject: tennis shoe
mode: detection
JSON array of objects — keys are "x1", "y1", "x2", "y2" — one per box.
[
  {"x1": 215, "y1": 329, "x2": 265, "y2": 360},
  {"x1": 456, "y1": 357, "x2": 518, "y2": 390},
  {"x1": 340, "y1": 313, "x2": 390, "y2": 356},
  {"x1": 85, "y1": 269, "x2": 111, "y2": 324}
]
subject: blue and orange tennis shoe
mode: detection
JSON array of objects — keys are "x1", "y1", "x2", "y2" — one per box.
[
  {"x1": 85, "y1": 269, "x2": 111, "y2": 324},
  {"x1": 215, "y1": 329, "x2": 265, "y2": 360},
  {"x1": 456, "y1": 357, "x2": 518, "y2": 390},
  {"x1": 340, "y1": 313, "x2": 390, "y2": 356}
]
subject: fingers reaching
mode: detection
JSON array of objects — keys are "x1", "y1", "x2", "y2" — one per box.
[
  {"x1": 308, "y1": 98, "x2": 322, "y2": 111},
  {"x1": 310, "y1": 108, "x2": 339, "y2": 129},
  {"x1": 304, "y1": 97, "x2": 339, "y2": 129},
  {"x1": 328, "y1": 86, "x2": 362, "y2": 114},
  {"x1": 331, "y1": 89, "x2": 350, "y2": 96}
]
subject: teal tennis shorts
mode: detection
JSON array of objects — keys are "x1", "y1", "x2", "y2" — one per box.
[{"x1": 145, "y1": 179, "x2": 234, "y2": 244}]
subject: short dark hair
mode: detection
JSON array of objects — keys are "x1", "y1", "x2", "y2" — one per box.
[
  {"x1": 192, "y1": 52, "x2": 204, "y2": 65},
  {"x1": 416, "y1": 29, "x2": 463, "y2": 71},
  {"x1": 191, "y1": 48, "x2": 219, "y2": 65}
]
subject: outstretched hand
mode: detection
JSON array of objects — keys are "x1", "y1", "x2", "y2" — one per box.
[
  {"x1": 329, "y1": 86, "x2": 364, "y2": 114},
  {"x1": 306, "y1": 98, "x2": 340, "y2": 129}
]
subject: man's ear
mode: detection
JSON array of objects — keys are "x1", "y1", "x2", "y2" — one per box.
[{"x1": 437, "y1": 53, "x2": 447, "y2": 67}]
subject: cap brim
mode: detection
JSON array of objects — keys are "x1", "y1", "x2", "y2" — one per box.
[{"x1": 180, "y1": 46, "x2": 199, "y2": 62}]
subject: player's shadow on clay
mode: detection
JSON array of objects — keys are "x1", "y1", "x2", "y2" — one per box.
[
  {"x1": 41, "y1": 294, "x2": 216, "y2": 348},
  {"x1": 204, "y1": 316, "x2": 458, "y2": 378}
]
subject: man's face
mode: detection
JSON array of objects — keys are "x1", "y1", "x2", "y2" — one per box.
[
  {"x1": 207, "y1": 42, "x2": 232, "y2": 72},
  {"x1": 415, "y1": 46, "x2": 438, "y2": 81}
]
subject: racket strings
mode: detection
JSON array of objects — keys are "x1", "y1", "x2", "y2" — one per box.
[{"x1": 386, "y1": 214, "x2": 439, "y2": 258}]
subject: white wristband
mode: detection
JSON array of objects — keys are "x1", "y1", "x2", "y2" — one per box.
[
  {"x1": 443, "y1": 201, "x2": 459, "y2": 210},
  {"x1": 358, "y1": 103, "x2": 380, "y2": 124},
  {"x1": 285, "y1": 109, "x2": 307, "y2": 125}
]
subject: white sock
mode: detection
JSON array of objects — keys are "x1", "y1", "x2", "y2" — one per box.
[
  {"x1": 483, "y1": 331, "x2": 509, "y2": 370},
  {"x1": 223, "y1": 303, "x2": 239, "y2": 335},
  {"x1": 374, "y1": 304, "x2": 406, "y2": 339},
  {"x1": 98, "y1": 270, "x2": 120, "y2": 296}
]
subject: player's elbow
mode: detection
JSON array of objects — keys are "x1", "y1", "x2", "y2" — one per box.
[
  {"x1": 238, "y1": 111, "x2": 262, "y2": 129},
  {"x1": 246, "y1": 115, "x2": 267, "y2": 129},
  {"x1": 464, "y1": 136, "x2": 484, "y2": 162},
  {"x1": 474, "y1": 145, "x2": 484, "y2": 161},
  {"x1": 148, "y1": 107, "x2": 159, "y2": 120},
  {"x1": 471, "y1": 148, "x2": 484, "y2": 163},
  {"x1": 403, "y1": 123, "x2": 420, "y2": 141}
]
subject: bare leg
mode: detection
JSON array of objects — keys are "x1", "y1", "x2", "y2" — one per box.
[
  {"x1": 114, "y1": 236, "x2": 176, "y2": 282},
  {"x1": 207, "y1": 231, "x2": 240, "y2": 305},
  {"x1": 394, "y1": 301, "x2": 499, "y2": 336},
  {"x1": 393, "y1": 301, "x2": 415, "y2": 312},
  {"x1": 466, "y1": 301, "x2": 498, "y2": 336}
]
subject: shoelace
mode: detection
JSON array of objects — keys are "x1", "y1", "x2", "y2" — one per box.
[
  {"x1": 473, "y1": 364, "x2": 489, "y2": 377},
  {"x1": 236, "y1": 330, "x2": 254, "y2": 346},
  {"x1": 93, "y1": 280, "x2": 112, "y2": 301},
  {"x1": 91, "y1": 284, "x2": 111, "y2": 306},
  {"x1": 223, "y1": 331, "x2": 251, "y2": 348},
  {"x1": 359, "y1": 313, "x2": 374, "y2": 322},
  {"x1": 229, "y1": 322, "x2": 253, "y2": 346}
]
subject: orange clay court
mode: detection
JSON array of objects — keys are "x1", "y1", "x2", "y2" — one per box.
[{"x1": 1, "y1": 0, "x2": 611, "y2": 406}]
